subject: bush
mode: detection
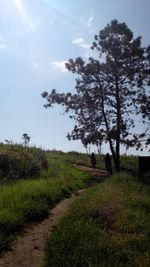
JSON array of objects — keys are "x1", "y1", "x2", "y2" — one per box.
[{"x1": 0, "y1": 143, "x2": 48, "y2": 180}]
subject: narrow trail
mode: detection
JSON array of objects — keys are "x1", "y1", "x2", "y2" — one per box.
[
  {"x1": 0, "y1": 191, "x2": 84, "y2": 267},
  {"x1": 74, "y1": 164, "x2": 107, "y2": 178},
  {"x1": 0, "y1": 166, "x2": 106, "y2": 267}
]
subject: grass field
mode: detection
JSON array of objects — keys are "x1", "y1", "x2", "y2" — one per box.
[
  {"x1": 44, "y1": 172, "x2": 150, "y2": 267},
  {"x1": 0, "y1": 147, "x2": 145, "y2": 265},
  {"x1": 0, "y1": 151, "x2": 93, "y2": 253}
]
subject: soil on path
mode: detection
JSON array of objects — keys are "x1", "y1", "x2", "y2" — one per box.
[
  {"x1": 74, "y1": 164, "x2": 107, "y2": 178},
  {"x1": 0, "y1": 165, "x2": 106, "y2": 267},
  {"x1": 0, "y1": 190, "x2": 84, "y2": 267}
]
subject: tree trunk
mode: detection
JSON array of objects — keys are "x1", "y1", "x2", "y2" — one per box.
[
  {"x1": 115, "y1": 71, "x2": 121, "y2": 171},
  {"x1": 100, "y1": 82, "x2": 119, "y2": 171}
]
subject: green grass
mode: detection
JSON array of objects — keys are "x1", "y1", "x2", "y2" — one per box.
[
  {"x1": 44, "y1": 172, "x2": 150, "y2": 267},
  {"x1": 0, "y1": 152, "x2": 93, "y2": 253},
  {"x1": 0, "y1": 150, "x2": 140, "y2": 258}
]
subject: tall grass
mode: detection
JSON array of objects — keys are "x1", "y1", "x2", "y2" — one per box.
[
  {"x1": 0, "y1": 152, "x2": 92, "y2": 253},
  {"x1": 44, "y1": 173, "x2": 150, "y2": 267}
]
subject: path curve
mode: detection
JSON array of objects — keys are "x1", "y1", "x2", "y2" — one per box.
[
  {"x1": 0, "y1": 190, "x2": 84, "y2": 267},
  {"x1": 0, "y1": 165, "x2": 106, "y2": 267}
]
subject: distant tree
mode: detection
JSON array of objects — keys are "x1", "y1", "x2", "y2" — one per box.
[
  {"x1": 22, "y1": 133, "x2": 30, "y2": 147},
  {"x1": 80, "y1": 130, "x2": 103, "y2": 155},
  {"x1": 5, "y1": 139, "x2": 12, "y2": 145},
  {"x1": 42, "y1": 20, "x2": 150, "y2": 171}
]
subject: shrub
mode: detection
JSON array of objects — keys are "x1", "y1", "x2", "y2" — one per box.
[{"x1": 0, "y1": 144, "x2": 48, "y2": 180}]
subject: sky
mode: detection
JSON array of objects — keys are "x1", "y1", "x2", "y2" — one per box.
[{"x1": 0, "y1": 0, "x2": 150, "y2": 154}]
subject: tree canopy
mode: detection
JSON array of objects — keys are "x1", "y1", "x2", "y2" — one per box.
[
  {"x1": 22, "y1": 133, "x2": 30, "y2": 147},
  {"x1": 42, "y1": 20, "x2": 150, "y2": 171}
]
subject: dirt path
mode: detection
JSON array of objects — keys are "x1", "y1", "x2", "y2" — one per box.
[
  {"x1": 0, "y1": 190, "x2": 84, "y2": 267},
  {"x1": 74, "y1": 164, "x2": 107, "y2": 178},
  {"x1": 0, "y1": 165, "x2": 106, "y2": 267}
]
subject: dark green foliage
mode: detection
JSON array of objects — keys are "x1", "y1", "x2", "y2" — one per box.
[
  {"x1": 0, "y1": 143, "x2": 48, "y2": 179},
  {"x1": 0, "y1": 209, "x2": 24, "y2": 234},
  {"x1": 21, "y1": 200, "x2": 49, "y2": 221}
]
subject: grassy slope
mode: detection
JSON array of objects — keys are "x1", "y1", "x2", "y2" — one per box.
[
  {"x1": 0, "y1": 152, "x2": 92, "y2": 252},
  {"x1": 45, "y1": 173, "x2": 150, "y2": 267}
]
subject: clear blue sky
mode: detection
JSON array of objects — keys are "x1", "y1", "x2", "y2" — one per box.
[{"x1": 0, "y1": 0, "x2": 149, "y2": 154}]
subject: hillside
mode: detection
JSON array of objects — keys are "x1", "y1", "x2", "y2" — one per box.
[{"x1": 0, "y1": 148, "x2": 149, "y2": 266}]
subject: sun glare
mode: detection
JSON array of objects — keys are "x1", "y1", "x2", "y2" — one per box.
[{"x1": 12, "y1": 0, "x2": 35, "y2": 30}]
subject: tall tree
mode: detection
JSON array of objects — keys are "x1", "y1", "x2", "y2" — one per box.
[{"x1": 42, "y1": 20, "x2": 150, "y2": 171}]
